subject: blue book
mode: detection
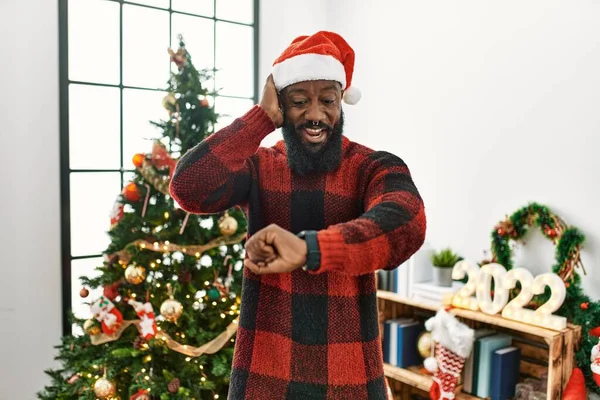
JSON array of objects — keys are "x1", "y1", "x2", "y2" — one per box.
[
  {"x1": 382, "y1": 318, "x2": 411, "y2": 365},
  {"x1": 490, "y1": 347, "x2": 521, "y2": 400},
  {"x1": 475, "y1": 334, "x2": 512, "y2": 398},
  {"x1": 396, "y1": 320, "x2": 422, "y2": 367},
  {"x1": 463, "y1": 328, "x2": 495, "y2": 393}
]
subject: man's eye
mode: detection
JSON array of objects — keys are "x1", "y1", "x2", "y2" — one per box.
[
  {"x1": 292, "y1": 100, "x2": 307, "y2": 106},
  {"x1": 323, "y1": 99, "x2": 335, "y2": 105}
]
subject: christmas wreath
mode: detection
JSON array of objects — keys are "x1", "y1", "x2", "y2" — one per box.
[{"x1": 489, "y1": 202, "x2": 600, "y2": 393}]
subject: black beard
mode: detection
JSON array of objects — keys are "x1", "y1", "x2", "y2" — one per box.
[{"x1": 281, "y1": 111, "x2": 344, "y2": 176}]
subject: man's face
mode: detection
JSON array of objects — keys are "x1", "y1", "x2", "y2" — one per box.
[
  {"x1": 280, "y1": 80, "x2": 344, "y2": 176},
  {"x1": 280, "y1": 80, "x2": 343, "y2": 152}
]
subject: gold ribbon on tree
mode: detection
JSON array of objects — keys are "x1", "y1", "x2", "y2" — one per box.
[{"x1": 90, "y1": 319, "x2": 239, "y2": 357}]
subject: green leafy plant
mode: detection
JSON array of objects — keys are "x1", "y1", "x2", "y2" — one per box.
[{"x1": 431, "y1": 247, "x2": 461, "y2": 269}]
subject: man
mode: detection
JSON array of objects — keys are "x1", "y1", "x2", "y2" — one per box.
[{"x1": 170, "y1": 31, "x2": 426, "y2": 400}]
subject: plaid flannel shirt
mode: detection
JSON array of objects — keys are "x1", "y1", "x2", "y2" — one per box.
[{"x1": 170, "y1": 106, "x2": 427, "y2": 399}]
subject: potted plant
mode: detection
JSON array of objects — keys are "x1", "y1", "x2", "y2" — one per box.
[{"x1": 430, "y1": 247, "x2": 461, "y2": 287}]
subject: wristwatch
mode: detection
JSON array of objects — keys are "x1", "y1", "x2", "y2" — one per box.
[{"x1": 296, "y1": 230, "x2": 321, "y2": 272}]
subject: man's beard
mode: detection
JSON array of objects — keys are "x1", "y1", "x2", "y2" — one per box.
[{"x1": 281, "y1": 111, "x2": 344, "y2": 176}]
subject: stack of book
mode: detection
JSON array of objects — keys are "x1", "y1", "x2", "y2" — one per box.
[
  {"x1": 381, "y1": 318, "x2": 423, "y2": 368},
  {"x1": 411, "y1": 280, "x2": 464, "y2": 306},
  {"x1": 462, "y1": 329, "x2": 521, "y2": 400}
]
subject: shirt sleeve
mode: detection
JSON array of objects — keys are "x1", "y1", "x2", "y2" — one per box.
[
  {"x1": 169, "y1": 105, "x2": 275, "y2": 214},
  {"x1": 313, "y1": 151, "x2": 427, "y2": 276}
]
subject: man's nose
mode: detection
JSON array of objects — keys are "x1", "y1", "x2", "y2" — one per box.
[{"x1": 304, "y1": 101, "x2": 326, "y2": 123}]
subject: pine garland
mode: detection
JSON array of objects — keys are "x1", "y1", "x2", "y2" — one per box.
[{"x1": 489, "y1": 202, "x2": 599, "y2": 393}]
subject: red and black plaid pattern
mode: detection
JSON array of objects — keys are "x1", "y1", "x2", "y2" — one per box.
[
  {"x1": 431, "y1": 343, "x2": 466, "y2": 400},
  {"x1": 170, "y1": 106, "x2": 427, "y2": 399}
]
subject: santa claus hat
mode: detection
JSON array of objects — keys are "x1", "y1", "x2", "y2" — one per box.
[{"x1": 272, "y1": 31, "x2": 361, "y2": 105}]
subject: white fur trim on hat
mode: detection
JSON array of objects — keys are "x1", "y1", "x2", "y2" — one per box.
[{"x1": 272, "y1": 53, "x2": 346, "y2": 91}]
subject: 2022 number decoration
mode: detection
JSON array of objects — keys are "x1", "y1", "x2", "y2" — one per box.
[{"x1": 451, "y1": 261, "x2": 566, "y2": 330}]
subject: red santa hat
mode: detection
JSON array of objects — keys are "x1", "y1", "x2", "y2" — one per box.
[{"x1": 272, "y1": 31, "x2": 361, "y2": 105}]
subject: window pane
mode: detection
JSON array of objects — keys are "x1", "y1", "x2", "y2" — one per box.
[
  {"x1": 215, "y1": 22, "x2": 254, "y2": 97},
  {"x1": 70, "y1": 172, "x2": 121, "y2": 257},
  {"x1": 172, "y1": 0, "x2": 214, "y2": 17},
  {"x1": 172, "y1": 13, "x2": 215, "y2": 75},
  {"x1": 216, "y1": 0, "x2": 253, "y2": 24},
  {"x1": 128, "y1": 0, "x2": 169, "y2": 8},
  {"x1": 214, "y1": 96, "x2": 254, "y2": 131},
  {"x1": 71, "y1": 257, "x2": 104, "y2": 320},
  {"x1": 68, "y1": 0, "x2": 120, "y2": 84},
  {"x1": 123, "y1": 5, "x2": 170, "y2": 88},
  {"x1": 69, "y1": 84, "x2": 121, "y2": 169},
  {"x1": 123, "y1": 89, "x2": 166, "y2": 164}
]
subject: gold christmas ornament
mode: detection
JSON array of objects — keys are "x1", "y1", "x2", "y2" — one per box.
[
  {"x1": 219, "y1": 212, "x2": 238, "y2": 236},
  {"x1": 161, "y1": 92, "x2": 177, "y2": 110},
  {"x1": 417, "y1": 331, "x2": 434, "y2": 359},
  {"x1": 160, "y1": 283, "x2": 183, "y2": 322},
  {"x1": 93, "y1": 377, "x2": 116, "y2": 398},
  {"x1": 124, "y1": 265, "x2": 146, "y2": 285},
  {"x1": 83, "y1": 319, "x2": 101, "y2": 336}
]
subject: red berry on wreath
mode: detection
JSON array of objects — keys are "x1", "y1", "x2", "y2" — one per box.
[
  {"x1": 132, "y1": 153, "x2": 145, "y2": 168},
  {"x1": 123, "y1": 183, "x2": 141, "y2": 202},
  {"x1": 546, "y1": 228, "x2": 557, "y2": 238},
  {"x1": 581, "y1": 302, "x2": 589, "y2": 310},
  {"x1": 497, "y1": 228, "x2": 505, "y2": 236}
]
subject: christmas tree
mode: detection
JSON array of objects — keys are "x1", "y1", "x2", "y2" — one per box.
[{"x1": 38, "y1": 36, "x2": 247, "y2": 400}]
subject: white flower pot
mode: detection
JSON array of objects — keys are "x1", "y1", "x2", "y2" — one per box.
[{"x1": 433, "y1": 267, "x2": 453, "y2": 287}]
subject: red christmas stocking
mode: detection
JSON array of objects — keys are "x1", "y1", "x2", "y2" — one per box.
[
  {"x1": 429, "y1": 343, "x2": 466, "y2": 400},
  {"x1": 423, "y1": 309, "x2": 474, "y2": 400}
]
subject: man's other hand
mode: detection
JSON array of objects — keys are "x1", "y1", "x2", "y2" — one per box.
[{"x1": 244, "y1": 224, "x2": 307, "y2": 275}]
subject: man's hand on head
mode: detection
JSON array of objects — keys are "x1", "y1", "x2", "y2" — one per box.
[
  {"x1": 259, "y1": 75, "x2": 284, "y2": 128},
  {"x1": 244, "y1": 224, "x2": 307, "y2": 275}
]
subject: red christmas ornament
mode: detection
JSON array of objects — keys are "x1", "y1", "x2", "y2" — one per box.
[
  {"x1": 200, "y1": 98, "x2": 209, "y2": 108},
  {"x1": 123, "y1": 183, "x2": 141, "y2": 202},
  {"x1": 581, "y1": 302, "x2": 589, "y2": 310},
  {"x1": 103, "y1": 281, "x2": 120, "y2": 301},
  {"x1": 132, "y1": 153, "x2": 145, "y2": 168},
  {"x1": 80, "y1": 288, "x2": 89, "y2": 298},
  {"x1": 565, "y1": 282, "x2": 570, "y2": 288}
]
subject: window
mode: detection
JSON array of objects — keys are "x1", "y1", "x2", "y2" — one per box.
[{"x1": 59, "y1": 0, "x2": 258, "y2": 334}]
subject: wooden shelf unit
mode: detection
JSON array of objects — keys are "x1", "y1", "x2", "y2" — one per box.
[{"x1": 377, "y1": 290, "x2": 581, "y2": 400}]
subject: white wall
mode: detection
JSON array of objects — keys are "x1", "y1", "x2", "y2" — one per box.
[
  {"x1": 0, "y1": 1, "x2": 62, "y2": 399},
  {"x1": 325, "y1": 0, "x2": 600, "y2": 298}
]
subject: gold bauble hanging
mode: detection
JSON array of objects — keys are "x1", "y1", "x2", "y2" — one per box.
[
  {"x1": 417, "y1": 331, "x2": 434, "y2": 359},
  {"x1": 160, "y1": 298, "x2": 183, "y2": 322},
  {"x1": 83, "y1": 319, "x2": 101, "y2": 336},
  {"x1": 124, "y1": 265, "x2": 146, "y2": 285},
  {"x1": 93, "y1": 377, "x2": 116, "y2": 398},
  {"x1": 219, "y1": 212, "x2": 238, "y2": 236},
  {"x1": 161, "y1": 92, "x2": 177, "y2": 111}
]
